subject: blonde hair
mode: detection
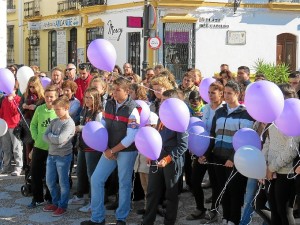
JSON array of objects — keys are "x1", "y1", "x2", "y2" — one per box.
[
  {"x1": 89, "y1": 76, "x2": 108, "y2": 93},
  {"x1": 151, "y1": 76, "x2": 174, "y2": 90},
  {"x1": 53, "y1": 95, "x2": 70, "y2": 109},
  {"x1": 24, "y1": 76, "x2": 45, "y2": 100}
]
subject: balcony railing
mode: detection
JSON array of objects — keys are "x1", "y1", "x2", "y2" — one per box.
[
  {"x1": 269, "y1": 0, "x2": 300, "y2": 2},
  {"x1": 7, "y1": 0, "x2": 16, "y2": 9},
  {"x1": 24, "y1": 0, "x2": 40, "y2": 18},
  {"x1": 79, "y1": 0, "x2": 106, "y2": 7},
  {"x1": 57, "y1": 0, "x2": 79, "y2": 13}
]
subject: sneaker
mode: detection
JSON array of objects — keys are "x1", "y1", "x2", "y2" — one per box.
[
  {"x1": 68, "y1": 196, "x2": 85, "y2": 205},
  {"x1": 80, "y1": 220, "x2": 105, "y2": 225},
  {"x1": 11, "y1": 170, "x2": 21, "y2": 176},
  {"x1": 52, "y1": 207, "x2": 66, "y2": 217},
  {"x1": 43, "y1": 204, "x2": 58, "y2": 212},
  {"x1": 79, "y1": 203, "x2": 91, "y2": 213},
  {"x1": 186, "y1": 209, "x2": 206, "y2": 220},
  {"x1": 27, "y1": 201, "x2": 45, "y2": 209},
  {"x1": 199, "y1": 211, "x2": 218, "y2": 224}
]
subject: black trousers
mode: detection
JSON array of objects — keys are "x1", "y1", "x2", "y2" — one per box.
[
  {"x1": 266, "y1": 174, "x2": 295, "y2": 225},
  {"x1": 143, "y1": 162, "x2": 180, "y2": 225},
  {"x1": 30, "y1": 147, "x2": 51, "y2": 202},
  {"x1": 214, "y1": 157, "x2": 247, "y2": 225}
]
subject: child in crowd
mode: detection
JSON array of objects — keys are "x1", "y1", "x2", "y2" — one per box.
[
  {"x1": 28, "y1": 85, "x2": 58, "y2": 208},
  {"x1": 42, "y1": 96, "x2": 75, "y2": 216},
  {"x1": 68, "y1": 87, "x2": 103, "y2": 213},
  {"x1": 188, "y1": 90, "x2": 204, "y2": 118},
  {"x1": 0, "y1": 82, "x2": 23, "y2": 176}
]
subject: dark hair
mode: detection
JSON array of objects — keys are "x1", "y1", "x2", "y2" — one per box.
[
  {"x1": 188, "y1": 90, "x2": 201, "y2": 101},
  {"x1": 238, "y1": 66, "x2": 250, "y2": 75},
  {"x1": 113, "y1": 77, "x2": 130, "y2": 90},
  {"x1": 255, "y1": 73, "x2": 266, "y2": 81},
  {"x1": 79, "y1": 63, "x2": 90, "y2": 71},
  {"x1": 225, "y1": 80, "x2": 240, "y2": 93},
  {"x1": 288, "y1": 71, "x2": 300, "y2": 79},
  {"x1": 162, "y1": 89, "x2": 180, "y2": 99},
  {"x1": 219, "y1": 69, "x2": 233, "y2": 80},
  {"x1": 278, "y1": 83, "x2": 298, "y2": 99},
  {"x1": 114, "y1": 65, "x2": 122, "y2": 74}
]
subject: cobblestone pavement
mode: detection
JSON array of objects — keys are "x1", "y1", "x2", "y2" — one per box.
[{"x1": 0, "y1": 174, "x2": 299, "y2": 225}]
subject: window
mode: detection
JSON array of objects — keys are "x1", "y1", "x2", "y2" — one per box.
[
  {"x1": 7, "y1": 0, "x2": 15, "y2": 9},
  {"x1": 48, "y1": 31, "x2": 57, "y2": 71},
  {"x1": 7, "y1": 25, "x2": 14, "y2": 64},
  {"x1": 128, "y1": 32, "x2": 141, "y2": 75},
  {"x1": 86, "y1": 27, "x2": 104, "y2": 62},
  {"x1": 28, "y1": 30, "x2": 40, "y2": 66},
  {"x1": 68, "y1": 28, "x2": 77, "y2": 65}
]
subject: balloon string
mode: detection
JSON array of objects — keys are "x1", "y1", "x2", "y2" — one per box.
[
  {"x1": 259, "y1": 123, "x2": 275, "y2": 142},
  {"x1": 13, "y1": 99, "x2": 30, "y2": 130}
]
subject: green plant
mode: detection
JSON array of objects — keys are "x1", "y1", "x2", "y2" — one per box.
[{"x1": 253, "y1": 58, "x2": 290, "y2": 84}]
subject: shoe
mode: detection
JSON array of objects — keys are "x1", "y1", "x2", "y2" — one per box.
[
  {"x1": 186, "y1": 209, "x2": 206, "y2": 220},
  {"x1": 116, "y1": 220, "x2": 126, "y2": 225},
  {"x1": 52, "y1": 207, "x2": 66, "y2": 217},
  {"x1": 136, "y1": 209, "x2": 146, "y2": 215},
  {"x1": 205, "y1": 195, "x2": 212, "y2": 204},
  {"x1": 11, "y1": 170, "x2": 21, "y2": 176},
  {"x1": 68, "y1": 196, "x2": 85, "y2": 205},
  {"x1": 80, "y1": 220, "x2": 105, "y2": 225},
  {"x1": 79, "y1": 203, "x2": 91, "y2": 213},
  {"x1": 43, "y1": 204, "x2": 58, "y2": 212},
  {"x1": 199, "y1": 211, "x2": 218, "y2": 224},
  {"x1": 27, "y1": 201, "x2": 45, "y2": 209},
  {"x1": 201, "y1": 180, "x2": 211, "y2": 189}
]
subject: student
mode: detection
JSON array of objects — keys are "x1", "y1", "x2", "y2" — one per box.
[
  {"x1": 142, "y1": 89, "x2": 188, "y2": 225},
  {"x1": 42, "y1": 96, "x2": 75, "y2": 216},
  {"x1": 27, "y1": 85, "x2": 58, "y2": 208},
  {"x1": 0, "y1": 82, "x2": 23, "y2": 175}
]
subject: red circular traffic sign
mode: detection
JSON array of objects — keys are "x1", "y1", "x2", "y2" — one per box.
[{"x1": 148, "y1": 37, "x2": 162, "y2": 50}]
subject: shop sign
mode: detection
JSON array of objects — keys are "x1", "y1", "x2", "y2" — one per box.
[
  {"x1": 28, "y1": 16, "x2": 81, "y2": 30},
  {"x1": 198, "y1": 17, "x2": 229, "y2": 29},
  {"x1": 107, "y1": 20, "x2": 123, "y2": 41}
]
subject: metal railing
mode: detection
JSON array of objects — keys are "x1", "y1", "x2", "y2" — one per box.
[
  {"x1": 57, "y1": 0, "x2": 79, "y2": 12},
  {"x1": 7, "y1": 0, "x2": 16, "y2": 9},
  {"x1": 79, "y1": 0, "x2": 106, "y2": 7},
  {"x1": 24, "y1": 0, "x2": 40, "y2": 18}
]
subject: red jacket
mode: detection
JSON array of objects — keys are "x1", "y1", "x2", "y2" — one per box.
[
  {"x1": 0, "y1": 95, "x2": 21, "y2": 128},
  {"x1": 75, "y1": 74, "x2": 93, "y2": 106}
]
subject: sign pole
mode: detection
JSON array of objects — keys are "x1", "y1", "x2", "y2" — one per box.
[{"x1": 142, "y1": 0, "x2": 149, "y2": 79}]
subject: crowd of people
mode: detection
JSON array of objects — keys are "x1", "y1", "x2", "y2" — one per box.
[{"x1": 0, "y1": 62, "x2": 299, "y2": 225}]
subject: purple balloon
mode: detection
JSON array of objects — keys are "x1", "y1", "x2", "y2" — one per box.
[
  {"x1": 82, "y1": 121, "x2": 108, "y2": 152},
  {"x1": 0, "y1": 68, "x2": 15, "y2": 94},
  {"x1": 234, "y1": 145, "x2": 266, "y2": 179},
  {"x1": 188, "y1": 124, "x2": 210, "y2": 156},
  {"x1": 87, "y1": 39, "x2": 117, "y2": 72},
  {"x1": 159, "y1": 98, "x2": 190, "y2": 132},
  {"x1": 244, "y1": 80, "x2": 284, "y2": 123},
  {"x1": 275, "y1": 98, "x2": 300, "y2": 136},
  {"x1": 135, "y1": 100, "x2": 150, "y2": 127},
  {"x1": 135, "y1": 126, "x2": 162, "y2": 160},
  {"x1": 233, "y1": 128, "x2": 261, "y2": 151},
  {"x1": 188, "y1": 117, "x2": 205, "y2": 130},
  {"x1": 199, "y1": 77, "x2": 216, "y2": 103},
  {"x1": 40, "y1": 77, "x2": 51, "y2": 89}
]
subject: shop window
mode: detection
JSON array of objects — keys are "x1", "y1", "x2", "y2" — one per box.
[
  {"x1": 48, "y1": 30, "x2": 57, "y2": 71},
  {"x1": 7, "y1": 25, "x2": 14, "y2": 64},
  {"x1": 128, "y1": 32, "x2": 141, "y2": 75},
  {"x1": 28, "y1": 30, "x2": 40, "y2": 66},
  {"x1": 86, "y1": 27, "x2": 104, "y2": 62},
  {"x1": 163, "y1": 23, "x2": 195, "y2": 81}
]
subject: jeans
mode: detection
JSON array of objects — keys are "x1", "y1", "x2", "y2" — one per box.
[
  {"x1": 46, "y1": 154, "x2": 72, "y2": 209},
  {"x1": 76, "y1": 150, "x2": 102, "y2": 198},
  {"x1": 90, "y1": 151, "x2": 137, "y2": 223},
  {"x1": 239, "y1": 178, "x2": 258, "y2": 225}
]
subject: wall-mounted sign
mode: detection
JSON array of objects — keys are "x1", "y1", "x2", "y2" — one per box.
[
  {"x1": 148, "y1": 37, "x2": 162, "y2": 50},
  {"x1": 107, "y1": 20, "x2": 123, "y2": 41},
  {"x1": 198, "y1": 16, "x2": 229, "y2": 29},
  {"x1": 227, "y1": 31, "x2": 246, "y2": 45},
  {"x1": 127, "y1": 16, "x2": 143, "y2": 28},
  {"x1": 57, "y1": 30, "x2": 66, "y2": 65},
  {"x1": 28, "y1": 16, "x2": 81, "y2": 30}
]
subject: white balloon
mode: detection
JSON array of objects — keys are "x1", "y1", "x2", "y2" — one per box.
[
  {"x1": 234, "y1": 145, "x2": 266, "y2": 179},
  {"x1": 16, "y1": 66, "x2": 34, "y2": 94},
  {"x1": 0, "y1": 118, "x2": 8, "y2": 136}
]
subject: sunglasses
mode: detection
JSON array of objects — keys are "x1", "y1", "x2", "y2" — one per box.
[{"x1": 65, "y1": 68, "x2": 75, "y2": 72}]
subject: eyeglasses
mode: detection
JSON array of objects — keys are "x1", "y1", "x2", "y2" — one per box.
[
  {"x1": 65, "y1": 68, "x2": 75, "y2": 72},
  {"x1": 79, "y1": 64, "x2": 88, "y2": 70}
]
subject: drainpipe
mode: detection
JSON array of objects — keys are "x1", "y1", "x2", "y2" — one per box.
[
  {"x1": 142, "y1": 0, "x2": 149, "y2": 79},
  {"x1": 0, "y1": 0, "x2": 7, "y2": 67},
  {"x1": 18, "y1": 0, "x2": 24, "y2": 64}
]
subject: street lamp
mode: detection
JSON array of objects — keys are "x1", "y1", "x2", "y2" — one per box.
[{"x1": 142, "y1": 0, "x2": 150, "y2": 79}]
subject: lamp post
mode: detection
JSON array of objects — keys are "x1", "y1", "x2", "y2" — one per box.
[{"x1": 142, "y1": 0, "x2": 149, "y2": 79}]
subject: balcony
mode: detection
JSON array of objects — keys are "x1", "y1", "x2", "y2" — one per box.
[
  {"x1": 79, "y1": 0, "x2": 106, "y2": 7},
  {"x1": 57, "y1": 0, "x2": 79, "y2": 14},
  {"x1": 269, "y1": 0, "x2": 300, "y2": 11},
  {"x1": 24, "y1": 0, "x2": 41, "y2": 20}
]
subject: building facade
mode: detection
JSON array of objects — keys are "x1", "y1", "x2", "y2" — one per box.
[{"x1": 6, "y1": 0, "x2": 300, "y2": 78}]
